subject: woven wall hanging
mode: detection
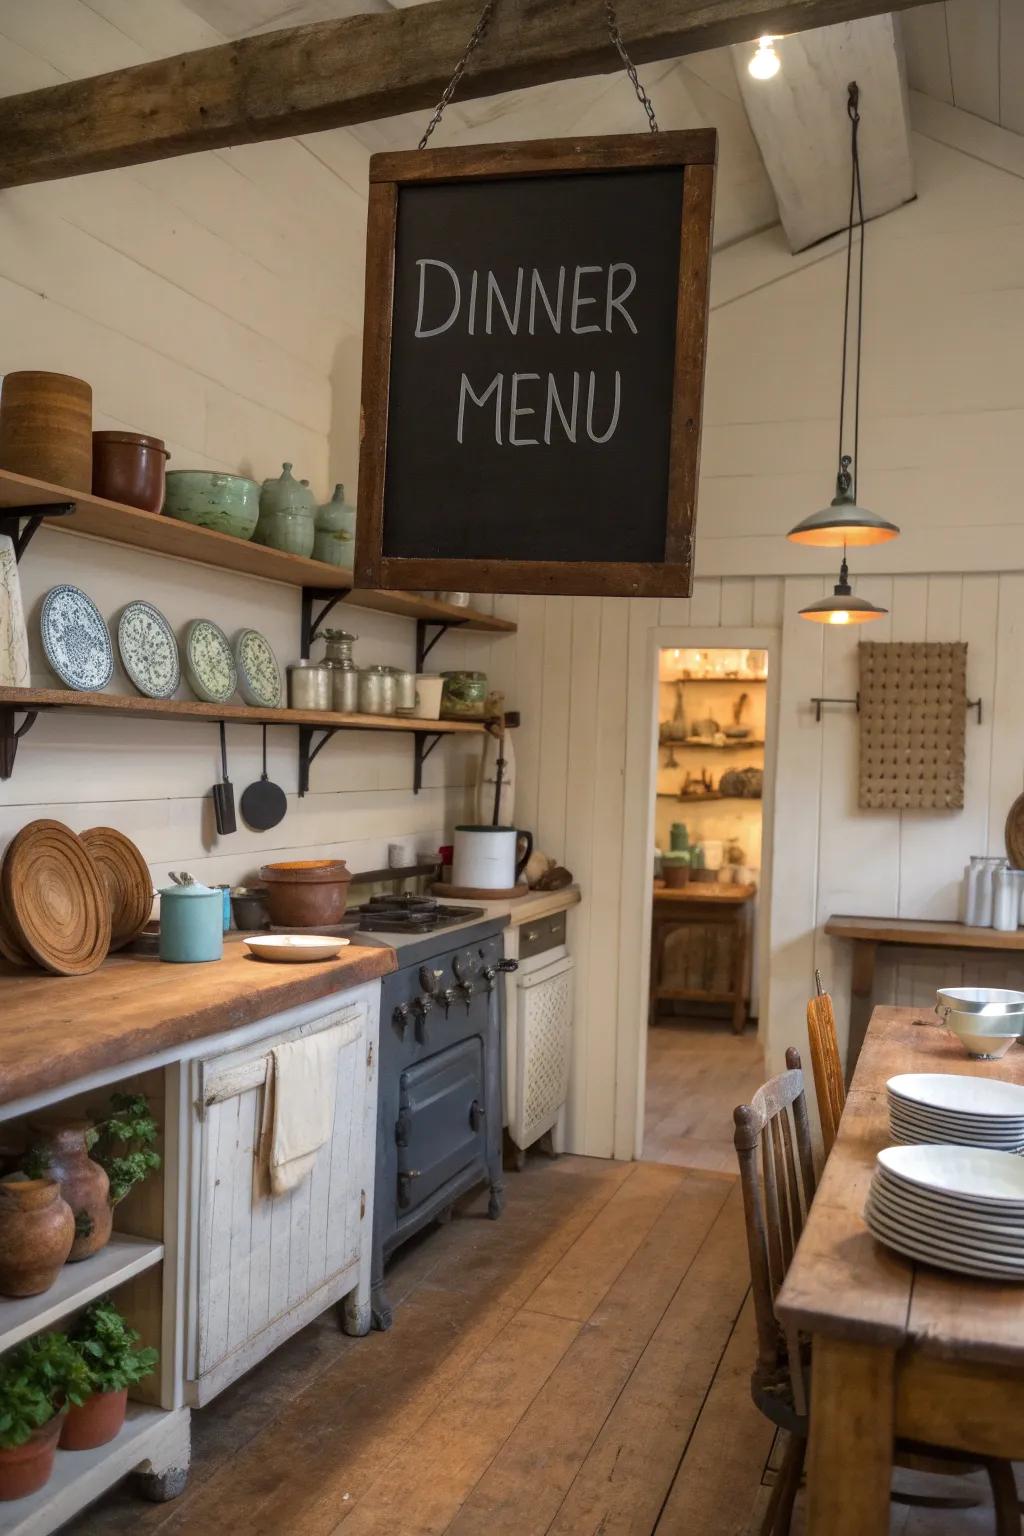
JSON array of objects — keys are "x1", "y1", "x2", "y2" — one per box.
[{"x1": 858, "y1": 641, "x2": 967, "y2": 811}]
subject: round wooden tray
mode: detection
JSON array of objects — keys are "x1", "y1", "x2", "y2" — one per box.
[
  {"x1": 1007, "y1": 794, "x2": 1024, "y2": 868},
  {"x1": 431, "y1": 881, "x2": 529, "y2": 900},
  {"x1": 0, "y1": 855, "x2": 29, "y2": 967},
  {"x1": 2, "y1": 819, "x2": 111, "y2": 975},
  {"x1": 81, "y1": 826, "x2": 153, "y2": 951}
]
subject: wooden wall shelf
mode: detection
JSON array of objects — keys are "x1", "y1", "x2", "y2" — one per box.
[
  {"x1": 0, "y1": 468, "x2": 514, "y2": 635},
  {"x1": 658, "y1": 738, "x2": 765, "y2": 751}
]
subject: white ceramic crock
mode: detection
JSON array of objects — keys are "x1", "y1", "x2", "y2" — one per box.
[{"x1": 452, "y1": 825, "x2": 531, "y2": 891}]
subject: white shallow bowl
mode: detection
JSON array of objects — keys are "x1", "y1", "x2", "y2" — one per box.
[
  {"x1": 244, "y1": 934, "x2": 350, "y2": 963},
  {"x1": 878, "y1": 1143, "x2": 1024, "y2": 1205},
  {"x1": 887, "y1": 1074, "x2": 1024, "y2": 1118}
]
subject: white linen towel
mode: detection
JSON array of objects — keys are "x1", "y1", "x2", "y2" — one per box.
[{"x1": 262, "y1": 1026, "x2": 341, "y2": 1196}]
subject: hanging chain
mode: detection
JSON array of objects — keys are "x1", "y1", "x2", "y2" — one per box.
[
  {"x1": 837, "y1": 80, "x2": 865, "y2": 497},
  {"x1": 416, "y1": 0, "x2": 659, "y2": 149},
  {"x1": 418, "y1": 0, "x2": 497, "y2": 150},
  {"x1": 605, "y1": 0, "x2": 659, "y2": 132}
]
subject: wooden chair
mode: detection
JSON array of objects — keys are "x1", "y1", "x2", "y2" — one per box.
[
  {"x1": 734, "y1": 1049, "x2": 1020, "y2": 1536},
  {"x1": 806, "y1": 970, "x2": 845, "y2": 1157}
]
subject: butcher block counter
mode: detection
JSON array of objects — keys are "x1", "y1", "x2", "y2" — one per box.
[{"x1": 0, "y1": 937, "x2": 396, "y2": 1110}]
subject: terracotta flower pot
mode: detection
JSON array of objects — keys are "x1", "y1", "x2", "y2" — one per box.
[
  {"x1": 59, "y1": 1388, "x2": 127, "y2": 1452},
  {"x1": 26, "y1": 1118, "x2": 111, "y2": 1262},
  {"x1": 0, "y1": 1410, "x2": 64, "y2": 1501},
  {"x1": 0, "y1": 1177, "x2": 74, "y2": 1297},
  {"x1": 662, "y1": 862, "x2": 690, "y2": 889}
]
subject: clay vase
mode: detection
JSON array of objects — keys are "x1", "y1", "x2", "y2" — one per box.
[
  {"x1": 26, "y1": 1118, "x2": 112, "y2": 1261},
  {"x1": 0, "y1": 1176, "x2": 75, "y2": 1296},
  {"x1": 59, "y1": 1388, "x2": 128, "y2": 1451},
  {"x1": 0, "y1": 371, "x2": 92, "y2": 492},
  {"x1": 0, "y1": 1410, "x2": 64, "y2": 1501}
]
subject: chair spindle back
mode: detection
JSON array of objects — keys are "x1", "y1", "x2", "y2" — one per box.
[{"x1": 806, "y1": 970, "x2": 845, "y2": 1158}]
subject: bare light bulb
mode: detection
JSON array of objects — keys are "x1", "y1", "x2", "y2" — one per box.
[
  {"x1": 828, "y1": 610, "x2": 851, "y2": 625},
  {"x1": 748, "y1": 36, "x2": 781, "y2": 80}
]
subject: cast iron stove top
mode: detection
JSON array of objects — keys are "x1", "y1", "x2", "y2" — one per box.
[{"x1": 350, "y1": 894, "x2": 486, "y2": 934}]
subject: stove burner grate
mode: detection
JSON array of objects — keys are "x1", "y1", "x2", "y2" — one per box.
[{"x1": 350, "y1": 894, "x2": 486, "y2": 933}]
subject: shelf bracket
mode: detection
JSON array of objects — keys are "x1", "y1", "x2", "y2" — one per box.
[
  {"x1": 300, "y1": 587, "x2": 349, "y2": 659},
  {"x1": 0, "y1": 708, "x2": 39, "y2": 780},
  {"x1": 0, "y1": 503, "x2": 76, "y2": 563},
  {"x1": 968, "y1": 697, "x2": 983, "y2": 725},
  {"x1": 809, "y1": 694, "x2": 860, "y2": 723},
  {"x1": 415, "y1": 618, "x2": 466, "y2": 673},
  {"x1": 297, "y1": 723, "x2": 338, "y2": 797},
  {"x1": 413, "y1": 731, "x2": 443, "y2": 795}
]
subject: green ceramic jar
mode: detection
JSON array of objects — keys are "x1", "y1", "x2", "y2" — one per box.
[
  {"x1": 163, "y1": 471, "x2": 261, "y2": 539},
  {"x1": 313, "y1": 483, "x2": 356, "y2": 568},
  {"x1": 254, "y1": 462, "x2": 316, "y2": 557}
]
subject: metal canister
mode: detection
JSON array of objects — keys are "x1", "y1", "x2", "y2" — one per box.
[
  {"x1": 288, "y1": 660, "x2": 331, "y2": 710},
  {"x1": 332, "y1": 666, "x2": 359, "y2": 713},
  {"x1": 390, "y1": 668, "x2": 417, "y2": 716},
  {"x1": 358, "y1": 664, "x2": 396, "y2": 715}
]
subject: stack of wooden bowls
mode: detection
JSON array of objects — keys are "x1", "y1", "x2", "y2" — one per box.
[{"x1": 0, "y1": 820, "x2": 151, "y2": 976}]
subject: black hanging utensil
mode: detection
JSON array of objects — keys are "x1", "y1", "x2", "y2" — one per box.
[
  {"x1": 240, "y1": 724, "x2": 287, "y2": 832},
  {"x1": 212, "y1": 721, "x2": 237, "y2": 835}
]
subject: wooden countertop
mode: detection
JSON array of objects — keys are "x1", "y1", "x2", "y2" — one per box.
[
  {"x1": 653, "y1": 881, "x2": 756, "y2": 904},
  {"x1": 0, "y1": 939, "x2": 397, "y2": 1109},
  {"x1": 825, "y1": 913, "x2": 1024, "y2": 951}
]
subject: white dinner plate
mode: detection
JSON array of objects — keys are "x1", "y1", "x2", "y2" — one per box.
[
  {"x1": 888, "y1": 1114, "x2": 1024, "y2": 1148},
  {"x1": 875, "y1": 1163, "x2": 1024, "y2": 1221},
  {"x1": 887, "y1": 1093, "x2": 1024, "y2": 1125},
  {"x1": 887, "y1": 1102, "x2": 1024, "y2": 1134},
  {"x1": 887, "y1": 1074, "x2": 1024, "y2": 1119},
  {"x1": 865, "y1": 1205, "x2": 1024, "y2": 1281},
  {"x1": 877, "y1": 1143, "x2": 1024, "y2": 1205},
  {"x1": 243, "y1": 934, "x2": 351, "y2": 963},
  {"x1": 870, "y1": 1176, "x2": 1024, "y2": 1244}
]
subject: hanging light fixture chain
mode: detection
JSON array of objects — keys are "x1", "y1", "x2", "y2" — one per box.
[
  {"x1": 604, "y1": 1, "x2": 659, "y2": 132},
  {"x1": 417, "y1": 0, "x2": 498, "y2": 150},
  {"x1": 837, "y1": 81, "x2": 865, "y2": 498}
]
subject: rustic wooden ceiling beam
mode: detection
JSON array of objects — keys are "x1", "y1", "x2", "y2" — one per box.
[{"x1": 0, "y1": 0, "x2": 930, "y2": 190}]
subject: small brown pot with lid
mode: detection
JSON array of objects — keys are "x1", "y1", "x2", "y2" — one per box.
[
  {"x1": 92, "y1": 431, "x2": 170, "y2": 513},
  {"x1": 259, "y1": 859, "x2": 352, "y2": 927}
]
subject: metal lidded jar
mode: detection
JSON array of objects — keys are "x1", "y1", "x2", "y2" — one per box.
[
  {"x1": 390, "y1": 667, "x2": 417, "y2": 716},
  {"x1": 358, "y1": 664, "x2": 396, "y2": 715},
  {"x1": 288, "y1": 659, "x2": 331, "y2": 710},
  {"x1": 322, "y1": 629, "x2": 359, "y2": 713}
]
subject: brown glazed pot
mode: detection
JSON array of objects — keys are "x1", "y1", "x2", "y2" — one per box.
[
  {"x1": 26, "y1": 1118, "x2": 112, "y2": 1262},
  {"x1": 259, "y1": 860, "x2": 352, "y2": 927},
  {"x1": 0, "y1": 1410, "x2": 65, "y2": 1501},
  {"x1": 662, "y1": 862, "x2": 690, "y2": 890},
  {"x1": 92, "y1": 431, "x2": 169, "y2": 513},
  {"x1": 0, "y1": 371, "x2": 92, "y2": 492},
  {"x1": 0, "y1": 1176, "x2": 74, "y2": 1297},
  {"x1": 59, "y1": 1388, "x2": 128, "y2": 1452}
]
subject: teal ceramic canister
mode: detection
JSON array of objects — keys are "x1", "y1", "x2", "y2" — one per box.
[
  {"x1": 313, "y1": 483, "x2": 357, "y2": 568},
  {"x1": 163, "y1": 471, "x2": 261, "y2": 539},
  {"x1": 254, "y1": 463, "x2": 316, "y2": 557},
  {"x1": 159, "y1": 882, "x2": 224, "y2": 964}
]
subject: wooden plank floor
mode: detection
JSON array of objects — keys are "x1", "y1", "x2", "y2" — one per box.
[
  {"x1": 68, "y1": 1156, "x2": 1018, "y2": 1536},
  {"x1": 643, "y1": 1019, "x2": 764, "y2": 1172}
]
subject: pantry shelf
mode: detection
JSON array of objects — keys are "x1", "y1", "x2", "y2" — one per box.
[
  {"x1": 658, "y1": 739, "x2": 766, "y2": 751},
  {"x1": 0, "y1": 1234, "x2": 164, "y2": 1355}
]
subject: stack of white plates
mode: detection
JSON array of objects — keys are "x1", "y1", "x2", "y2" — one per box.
[
  {"x1": 887, "y1": 1073, "x2": 1024, "y2": 1153},
  {"x1": 865, "y1": 1143, "x2": 1024, "y2": 1279}
]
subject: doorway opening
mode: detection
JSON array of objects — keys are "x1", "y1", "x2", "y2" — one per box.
[{"x1": 643, "y1": 644, "x2": 769, "y2": 1172}]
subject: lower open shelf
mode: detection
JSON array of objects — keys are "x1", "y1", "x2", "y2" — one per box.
[
  {"x1": 0, "y1": 1404, "x2": 188, "y2": 1536},
  {"x1": 0, "y1": 1235, "x2": 164, "y2": 1354}
]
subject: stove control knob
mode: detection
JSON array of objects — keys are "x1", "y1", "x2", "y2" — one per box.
[
  {"x1": 412, "y1": 994, "x2": 434, "y2": 1042},
  {"x1": 419, "y1": 965, "x2": 443, "y2": 996},
  {"x1": 441, "y1": 986, "x2": 457, "y2": 1014},
  {"x1": 392, "y1": 1001, "x2": 411, "y2": 1034}
]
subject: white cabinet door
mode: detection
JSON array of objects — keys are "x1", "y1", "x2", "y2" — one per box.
[
  {"x1": 510, "y1": 955, "x2": 575, "y2": 1150},
  {"x1": 187, "y1": 1002, "x2": 369, "y2": 1398}
]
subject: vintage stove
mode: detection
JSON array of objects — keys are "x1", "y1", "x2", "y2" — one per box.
[{"x1": 356, "y1": 899, "x2": 515, "y2": 1330}]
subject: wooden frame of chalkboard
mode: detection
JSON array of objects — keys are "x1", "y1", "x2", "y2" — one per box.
[{"x1": 354, "y1": 131, "x2": 716, "y2": 598}]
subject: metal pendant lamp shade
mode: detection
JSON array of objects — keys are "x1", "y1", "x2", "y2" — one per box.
[
  {"x1": 788, "y1": 459, "x2": 899, "y2": 548},
  {"x1": 798, "y1": 557, "x2": 888, "y2": 625}
]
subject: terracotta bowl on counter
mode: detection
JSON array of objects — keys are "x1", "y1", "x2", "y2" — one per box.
[
  {"x1": 92, "y1": 431, "x2": 169, "y2": 513},
  {"x1": 259, "y1": 860, "x2": 352, "y2": 927}
]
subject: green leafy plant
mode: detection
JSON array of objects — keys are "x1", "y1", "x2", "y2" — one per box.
[
  {"x1": 18, "y1": 1145, "x2": 51, "y2": 1181},
  {"x1": 89, "y1": 1093, "x2": 161, "y2": 1206},
  {"x1": 69, "y1": 1300, "x2": 158, "y2": 1396},
  {"x1": 0, "y1": 1333, "x2": 90, "y2": 1450}
]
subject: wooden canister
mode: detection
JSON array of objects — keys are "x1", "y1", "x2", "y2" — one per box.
[{"x1": 0, "y1": 371, "x2": 93, "y2": 492}]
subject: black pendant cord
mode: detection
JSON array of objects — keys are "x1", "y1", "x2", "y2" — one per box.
[
  {"x1": 837, "y1": 81, "x2": 866, "y2": 500},
  {"x1": 417, "y1": 0, "x2": 658, "y2": 149}
]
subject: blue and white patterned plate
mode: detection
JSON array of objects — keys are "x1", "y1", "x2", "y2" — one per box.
[
  {"x1": 184, "y1": 618, "x2": 237, "y2": 704},
  {"x1": 118, "y1": 601, "x2": 180, "y2": 700},
  {"x1": 40, "y1": 585, "x2": 113, "y2": 692},
  {"x1": 234, "y1": 629, "x2": 282, "y2": 709}
]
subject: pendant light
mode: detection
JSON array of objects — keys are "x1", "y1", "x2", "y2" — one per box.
[{"x1": 792, "y1": 82, "x2": 896, "y2": 626}]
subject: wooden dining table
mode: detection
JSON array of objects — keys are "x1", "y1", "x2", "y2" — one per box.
[{"x1": 777, "y1": 1004, "x2": 1024, "y2": 1535}]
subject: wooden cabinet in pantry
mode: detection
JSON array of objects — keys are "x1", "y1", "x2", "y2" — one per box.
[{"x1": 185, "y1": 996, "x2": 378, "y2": 1406}]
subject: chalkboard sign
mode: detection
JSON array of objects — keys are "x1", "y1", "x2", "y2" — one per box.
[{"x1": 355, "y1": 132, "x2": 716, "y2": 598}]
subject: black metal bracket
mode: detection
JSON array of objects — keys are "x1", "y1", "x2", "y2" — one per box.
[
  {"x1": 297, "y1": 723, "x2": 339, "y2": 797},
  {"x1": 0, "y1": 708, "x2": 39, "y2": 780},
  {"x1": 0, "y1": 503, "x2": 76, "y2": 563},
  {"x1": 416, "y1": 618, "x2": 466, "y2": 673},
  {"x1": 300, "y1": 587, "x2": 349, "y2": 659},
  {"x1": 413, "y1": 731, "x2": 443, "y2": 795},
  {"x1": 809, "y1": 694, "x2": 860, "y2": 723},
  {"x1": 968, "y1": 698, "x2": 983, "y2": 725}
]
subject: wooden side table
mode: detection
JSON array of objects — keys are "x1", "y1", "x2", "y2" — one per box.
[{"x1": 650, "y1": 881, "x2": 756, "y2": 1034}]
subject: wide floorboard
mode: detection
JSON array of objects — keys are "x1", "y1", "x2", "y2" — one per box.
[
  {"x1": 70, "y1": 1157, "x2": 1017, "y2": 1535},
  {"x1": 643, "y1": 1019, "x2": 764, "y2": 1172}
]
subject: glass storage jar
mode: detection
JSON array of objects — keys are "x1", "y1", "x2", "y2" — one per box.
[
  {"x1": 322, "y1": 629, "x2": 359, "y2": 712},
  {"x1": 441, "y1": 669, "x2": 488, "y2": 719}
]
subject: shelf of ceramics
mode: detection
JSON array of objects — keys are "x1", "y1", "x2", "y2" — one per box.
[
  {"x1": 0, "y1": 469, "x2": 515, "y2": 634},
  {"x1": 658, "y1": 738, "x2": 766, "y2": 751},
  {"x1": 0, "y1": 1235, "x2": 164, "y2": 1355}
]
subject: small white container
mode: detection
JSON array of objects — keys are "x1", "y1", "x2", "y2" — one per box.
[
  {"x1": 702, "y1": 839, "x2": 724, "y2": 872},
  {"x1": 388, "y1": 837, "x2": 416, "y2": 868},
  {"x1": 415, "y1": 673, "x2": 444, "y2": 719}
]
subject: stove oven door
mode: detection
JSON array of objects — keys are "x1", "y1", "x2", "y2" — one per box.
[{"x1": 396, "y1": 1038, "x2": 486, "y2": 1213}]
